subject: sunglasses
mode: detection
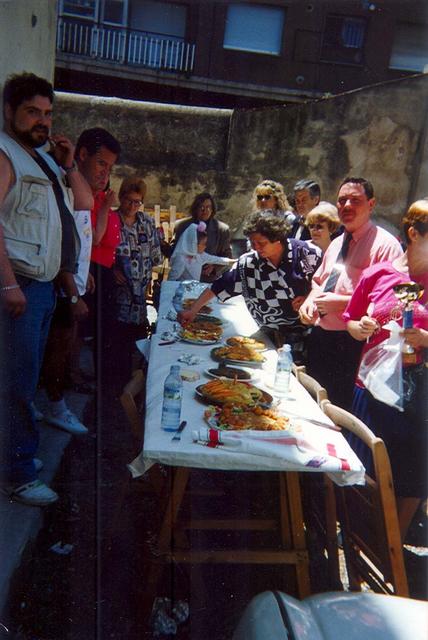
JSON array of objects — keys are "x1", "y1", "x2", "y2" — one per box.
[
  {"x1": 257, "y1": 194, "x2": 274, "y2": 201},
  {"x1": 308, "y1": 223, "x2": 327, "y2": 230},
  {"x1": 124, "y1": 197, "x2": 143, "y2": 206}
]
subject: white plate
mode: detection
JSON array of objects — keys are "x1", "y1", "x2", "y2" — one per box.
[
  {"x1": 204, "y1": 368, "x2": 259, "y2": 382},
  {"x1": 210, "y1": 349, "x2": 266, "y2": 368},
  {"x1": 180, "y1": 336, "x2": 220, "y2": 345}
]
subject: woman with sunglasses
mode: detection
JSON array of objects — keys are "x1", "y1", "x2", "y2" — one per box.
[
  {"x1": 251, "y1": 179, "x2": 295, "y2": 227},
  {"x1": 111, "y1": 176, "x2": 162, "y2": 387},
  {"x1": 305, "y1": 202, "x2": 341, "y2": 254},
  {"x1": 171, "y1": 192, "x2": 232, "y2": 282}
]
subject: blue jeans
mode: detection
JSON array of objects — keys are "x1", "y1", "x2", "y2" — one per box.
[{"x1": 0, "y1": 279, "x2": 55, "y2": 485}]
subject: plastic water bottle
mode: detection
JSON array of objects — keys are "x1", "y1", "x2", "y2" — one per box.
[
  {"x1": 274, "y1": 344, "x2": 293, "y2": 396},
  {"x1": 161, "y1": 365, "x2": 183, "y2": 431},
  {"x1": 172, "y1": 283, "x2": 185, "y2": 311}
]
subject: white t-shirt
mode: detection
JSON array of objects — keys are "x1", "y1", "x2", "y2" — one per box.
[
  {"x1": 72, "y1": 209, "x2": 92, "y2": 295},
  {"x1": 168, "y1": 251, "x2": 232, "y2": 282}
]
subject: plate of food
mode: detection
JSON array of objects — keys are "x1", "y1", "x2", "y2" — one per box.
[
  {"x1": 211, "y1": 345, "x2": 266, "y2": 367},
  {"x1": 205, "y1": 365, "x2": 253, "y2": 381},
  {"x1": 180, "y1": 320, "x2": 223, "y2": 344},
  {"x1": 226, "y1": 335, "x2": 267, "y2": 350},
  {"x1": 196, "y1": 379, "x2": 273, "y2": 407},
  {"x1": 182, "y1": 298, "x2": 213, "y2": 314},
  {"x1": 204, "y1": 403, "x2": 289, "y2": 431},
  {"x1": 194, "y1": 313, "x2": 223, "y2": 326}
]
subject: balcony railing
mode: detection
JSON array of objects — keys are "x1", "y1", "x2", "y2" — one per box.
[{"x1": 56, "y1": 17, "x2": 195, "y2": 74}]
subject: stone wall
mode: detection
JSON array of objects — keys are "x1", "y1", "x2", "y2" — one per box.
[
  {"x1": 226, "y1": 74, "x2": 428, "y2": 234},
  {"x1": 55, "y1": 92, "x2": 232, "y2": 223},
  {"x1": 55, "y1": 74, "x2": 428, "y2": 236}
]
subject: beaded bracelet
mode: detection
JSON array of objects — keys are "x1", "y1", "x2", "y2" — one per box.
[{"x1": 0, "y1": 283, "x2": 20, "y2": 292}]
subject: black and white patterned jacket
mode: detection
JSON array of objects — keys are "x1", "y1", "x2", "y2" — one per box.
[{"x1": 211, "y1": 239, "x2": 321, "y2": 332}]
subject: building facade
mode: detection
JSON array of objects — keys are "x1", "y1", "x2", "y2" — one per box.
[{"x1": 56, "y1": 0, "x2": 428, "y2": 107}]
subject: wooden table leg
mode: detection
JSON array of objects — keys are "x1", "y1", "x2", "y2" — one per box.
[
  {"x1": 284, "y1": 472, "x2": 311, "y2": 598},
  {"x1": 278, "y1": 472, "x2": 292, "y2": 548},
  {"x1": 143, "y1": 467, "x2": 190, "y2": 615},
  {"x1": 324, "y1": 476, "x2": 342, "y2": 589}
]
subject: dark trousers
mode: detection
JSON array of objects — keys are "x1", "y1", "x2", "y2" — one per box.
[
  {"x1": 87, "y1": 263, "x2": 116, "y2": 383},
  {"x1": 108, "y1": 320, "x2": 149, "y2": 393},
  {"x1": 40, "y1": 298, "x2": 75, "y2": 402},
  {"x1": 306, "y1": 326, "x2": 364, "y2": 411}
]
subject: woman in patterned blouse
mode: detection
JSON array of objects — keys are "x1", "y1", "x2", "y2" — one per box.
[
  {"x1": 178, "y1": 213, "x2": 321, "y2": 362},
  {"x1": 111, "y1": 176, "x2": 162, "y2": 386}
]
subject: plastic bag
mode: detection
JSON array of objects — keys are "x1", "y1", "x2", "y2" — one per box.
[{"x1": 358, "y1": 321, "x2": 404, "y2": 412}]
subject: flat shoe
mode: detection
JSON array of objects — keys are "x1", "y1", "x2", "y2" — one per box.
[{"x1": 44, "y1": 409, "x2": 88, "y2": 435}]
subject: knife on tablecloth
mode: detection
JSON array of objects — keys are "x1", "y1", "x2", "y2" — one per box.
[{"x1": 171, "y1": 420, "x2": 188, "y2": 441}]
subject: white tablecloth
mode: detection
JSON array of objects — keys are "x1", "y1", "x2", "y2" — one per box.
[{"x1": 129, "y1": 281, "x2": 365, "y2": 486}]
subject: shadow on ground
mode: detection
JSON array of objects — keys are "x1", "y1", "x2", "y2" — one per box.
[{"x1": 4, "y1": 381, "x2": 428, "y2": 639}]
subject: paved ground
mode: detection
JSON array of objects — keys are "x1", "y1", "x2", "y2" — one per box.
[{"x1": 0, "y1": 341, "x2": 427, "y2": 639}]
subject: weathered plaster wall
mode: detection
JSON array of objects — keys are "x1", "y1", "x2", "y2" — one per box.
[
  {"x1": 55, "y1": 74, "x2": 428, "y2": 236},
  {"x1": 54, "y1": 93, "x2": 232, "y2": 222},
  {"x1": 226, "y1": 74, "x2": 428, "y2": 233}
]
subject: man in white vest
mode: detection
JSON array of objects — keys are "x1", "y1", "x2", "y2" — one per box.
[{"x1": 0, "y1": 73, "x2": 92, "y2": 506}]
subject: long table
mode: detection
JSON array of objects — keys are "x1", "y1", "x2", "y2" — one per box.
[{"x1": 130, "y1": 281, "x2": 365, "y2": 602}]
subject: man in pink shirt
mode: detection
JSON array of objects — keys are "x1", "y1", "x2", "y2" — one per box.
[{"x1": 299, "y1": 177, "x2": 403, "y2": 409}]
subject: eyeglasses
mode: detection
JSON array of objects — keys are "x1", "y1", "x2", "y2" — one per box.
[
  {"x1": 123, "y1": 197, "x2": 143, "y2": 206},
  {"x1": 257, "y1": 194, "x2": 274, "y2": 201},
  {"x1": 308, "y1": 223, "x2": 327, "y2": 230}
]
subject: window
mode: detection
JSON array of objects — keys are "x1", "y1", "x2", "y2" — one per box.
[
  {"x1": 61, "y1": 0, "x2": 97, "y2": 19},
  {"x1": 102, "y1": 0, "x2": 127, "y2": 25},
  {"x1": 389, "y1": 22, "x2": 428, "y2": 72},
  {"x1": 129, "y1": 1, "x2": 187, "y2": 38},
  {"x1": 322, "y1": 15, "x2": 366, "y2": 65},
  {"x1": 223, "y1": 4, "x2": 285, "y2": 56}
]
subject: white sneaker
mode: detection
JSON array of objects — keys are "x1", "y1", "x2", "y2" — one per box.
[
  {"x1": 33, "y1": 458, "x2": 44, "y2": 472},
  {"x1": 2, "y1": 479, "x2": 58, "y2": 506},
  {"x1": 44, "y1": 409, "x2": 88, "y2": 435},
  {"x1": 30, "y1": 402, "x2": 44, "y2": 421}
]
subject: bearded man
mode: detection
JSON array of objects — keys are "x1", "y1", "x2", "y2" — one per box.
[{"x1": 0, "y1": 73, "x2": 92, "y2": 506}]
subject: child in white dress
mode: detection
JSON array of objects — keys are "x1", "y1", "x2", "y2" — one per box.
[{"x1": 168, "y1": 222, "x2": 235, "y2": 281}]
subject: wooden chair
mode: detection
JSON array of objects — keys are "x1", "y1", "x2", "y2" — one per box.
[
  {"x1": 120, "y1": 368, "x2": 145, "y2": 441},
  {"x1": 296, "y1": 369, "x2": 328, "y2": 405},
  {"x1": 321, "y1": 400, "x2": 409, "y2": 596},
  {"x1": 292, "y1": 363, "x2": 306, "y2": 378}
]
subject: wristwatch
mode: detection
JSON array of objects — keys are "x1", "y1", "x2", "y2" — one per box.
[
  {"x1": 64, "y1": 160, "x2": 78, "y2": 173},
  {"x1": 69, "y1": 295, "x2": 79, "y2": 304}
]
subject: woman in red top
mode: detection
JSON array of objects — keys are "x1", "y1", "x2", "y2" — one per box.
[
  {"x1": 344, "y1": 200, "x2": 428, "y2": 538},
  {"x1": 91, "y1": 188, "x2": 120, "y2": 268}
]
